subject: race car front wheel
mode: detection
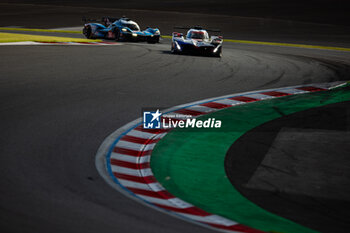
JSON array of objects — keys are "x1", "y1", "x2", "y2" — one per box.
[
  {"x1": 171, "y1": 43, "x2": 177, "y2": 54},
  {"x1": 83, "y1": 25, "x2": 92, "y2": 39},
  {"x1": 147, "y1": 36, "x2": 160, "y2": 44},
  {"x1": 213, "y1": 47, "x2": 222, "y2": 58}
]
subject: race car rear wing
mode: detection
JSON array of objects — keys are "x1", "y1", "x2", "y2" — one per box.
[
  {"x1": 82, "y1": 16, "x2": 119, "y2": 26},
  {"x1": 174, "y1": 26, "x2": 221, "y2": 33},
  {"x1": 211, "y1": 35, "x2": 223, "y2": 43},
  {"x1": 172, "y1": 32, "x2": 184, "y2": 38}
]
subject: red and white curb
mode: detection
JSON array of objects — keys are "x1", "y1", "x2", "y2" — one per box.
[
  {"x1": 0, "y1": 41, "x2": 121, "y2": 46},
  {"x1": 96, "y1": 81, "x2": 347, "y2": 233}
]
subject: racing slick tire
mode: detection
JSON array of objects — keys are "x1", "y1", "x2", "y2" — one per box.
[
  {"x1": 213, "y1": 47, "x2": 222, "y2": 58},
  {"x1": 114, "y1": 29, "x2": 121, "y2": 41},
  {"x1": 83, "y1": 25, "x2": 92, "y2": 39},
  {"x1": 171, "y1": 42, "x2": 178, "y2": 54},
  {"x1": 147, "y1": 36, "x2": 160, "y2": 44}
]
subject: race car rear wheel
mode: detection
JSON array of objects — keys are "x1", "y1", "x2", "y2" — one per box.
[
  {"x1": 114, "y1": 29, "x2": 121, "y2": 41},
  {"x1": 83, "y1": 25, "x2": 92, "y2": 39}
]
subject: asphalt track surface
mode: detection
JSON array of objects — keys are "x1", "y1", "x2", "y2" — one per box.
[
  {"x1": 1, "y1": 3, "x2": 350, "y2": 233},
  {"x1": 1, "y1": 38, "x2": 349, "y2": 233}
]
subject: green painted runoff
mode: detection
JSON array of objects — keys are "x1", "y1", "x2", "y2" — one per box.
[{"x1": 151, "y1": 84, "x2": 350, "y2": 233}]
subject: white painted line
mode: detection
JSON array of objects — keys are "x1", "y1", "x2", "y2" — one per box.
[
  {"x1": 179, "y1": 214, "x2": 237, "y2": 227},
  {"x1": 213, "y1": 99, "x2": 243, "y2": 106},
  {"x1": 111, "y1": 166, "x2": 153, "y2": 177},
  {"x1": 119, "y1": 179, "x2": 165, "y2": 192},
  {"x1": 167, "y1": 198, "x2": 196, "y2": 209},
  {"x1": 278, "y1": 88, "x2": 308, "y2": 94},
  {"x1": 0, "y1": 41, "x2": 41, "y2": 45},
  {"x1": 313, "y1": 81, "x2": 347, "y2": 89},
  {"x1": 137, "y1": 195, "x2": 193, "y2": 208},
  {"x1": 111, "y1": 153, "x2": 151, "y2": 164}
]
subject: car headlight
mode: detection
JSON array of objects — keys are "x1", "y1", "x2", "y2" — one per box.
[
  {"x1": 122, "y1": 28, "x2": 127, "y2": 32},
  {"x1": 132, "y1": 33, "x2": 138, "y2": 37}
]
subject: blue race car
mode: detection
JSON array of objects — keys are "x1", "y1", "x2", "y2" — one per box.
[
  {"x1": 171, "y1": 26, "x2": 223, "y2": 57},
  {"x1": 83, "y1": 17, "x2": 161, "y2": 43}
]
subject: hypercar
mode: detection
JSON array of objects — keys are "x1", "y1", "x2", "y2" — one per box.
[
  {"x1": 171, "y1": 26, "x2": 223, "y2": 57},
  {"x1": 83, "y1": 17, "x2": 161, "y2": 43}
]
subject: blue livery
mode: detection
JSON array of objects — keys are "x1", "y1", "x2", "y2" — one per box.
[{"x1": 83, "y1": 17, "x2": 161, "y2": 43}]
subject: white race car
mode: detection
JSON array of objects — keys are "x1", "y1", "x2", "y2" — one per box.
[{"x1": 171, "y1": 26, "x2": 223, "y2": 57}]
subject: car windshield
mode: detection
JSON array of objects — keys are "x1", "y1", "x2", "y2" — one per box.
[
  {"x1": 187, "y1": 31, "x2": 208, "y2": 39},
  {"x1": 121, "y1": 23, "x2": 140, "y2": 31}
]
